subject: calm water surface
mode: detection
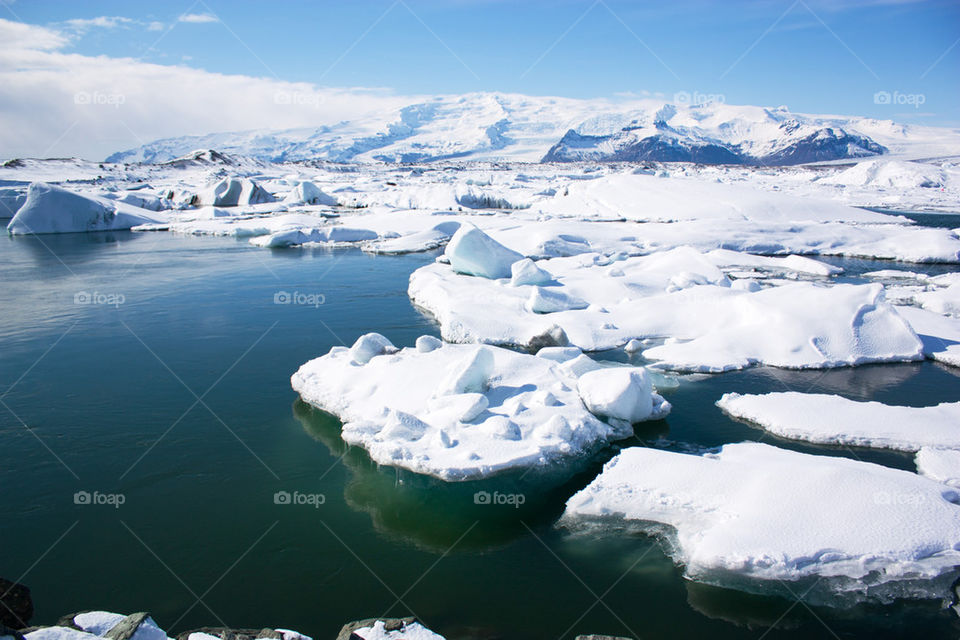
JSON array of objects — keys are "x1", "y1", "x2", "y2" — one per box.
[{"x1": 2, "y1": 229, "x2": 959, "y2": 640}]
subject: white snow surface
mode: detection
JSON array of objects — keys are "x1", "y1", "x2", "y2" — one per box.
[
  {"x1": 410, "y1": 247, "x2": 923, "y2": 370},
  {"x1": 291, "y1": 334, "x2": 668, "y2": 480},
  {"x1": 916, "y1": 447, "x2": 960, "y2": 489},
  {"x1": 717, "y1": 391, "x2": 960, "y2": 451},
  {"x1": 563, "y1": 443, "x2": 960, "y2": 593}
]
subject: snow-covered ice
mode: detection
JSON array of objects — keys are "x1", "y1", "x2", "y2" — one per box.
[
  {"x1": 717, "y1": 391, "x2": 960, "y2": 451},
  {"x1": 290, "y1": 333, "x2": 668, "y2": 480},
  {"x1": 916, "y1": 447, "x2": 960, "y2": 489},
  {"x1": 563, "y1": 443, "x2": 960, "y2": 599},
  {"x1": 411, "y1": 246, "x2": 923, "y2": 370}
]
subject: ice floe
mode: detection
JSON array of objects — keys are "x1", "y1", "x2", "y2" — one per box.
[
  {"x1": 562, "y1": 443, "x2": 960, "y2": 600},
  {"x1": 717, "y1": 391, "x2": 960, "y2": 451},
  {"x1": 291, "y1": 333, "x2": 668, "y2": 480},
  {"x1": 411, "y1": 246, "x2": 923, "y2": 369}
]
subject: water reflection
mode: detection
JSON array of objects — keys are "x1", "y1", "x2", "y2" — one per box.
[{"x1": 293, "y1": 399, "x2": 608, "y2": 552}]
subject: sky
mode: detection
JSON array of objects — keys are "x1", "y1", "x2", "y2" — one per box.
[{"x1": 0, "y1": 0, "x2": 957, "y2": 160}]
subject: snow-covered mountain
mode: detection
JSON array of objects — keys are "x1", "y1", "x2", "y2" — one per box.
[{"x1": 106, "y1": 92, "x2": 959, "y2": 166}]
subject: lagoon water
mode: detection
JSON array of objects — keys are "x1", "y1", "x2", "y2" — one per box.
[{"x1": 2, "y1": 231, "x2": 959, "y2": 639}]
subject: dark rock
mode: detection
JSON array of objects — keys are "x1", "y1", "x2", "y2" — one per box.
[
  {"x1": 527, "y1": 324, "x2": 569, "y2": 352},
  {"x1": 54, "y1": 612, "x2": 87, "y2": 631},
  {"x1": 174, "y1": 627, "x2": 282, "y2": 640},
  {"x1": 336, "y1": 618, "x2": 417, "y2": 640},
  {"x1": 0, "y1": 579, "x2": 33, "y2": 629},
  {"x1": 104, "y1": 613, "x2": 152, "y2": 640}
]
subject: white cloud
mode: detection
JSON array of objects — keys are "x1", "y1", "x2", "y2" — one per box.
[
  {"x1": 62, "y1": 16, "x2": 137, "y2": 32},
  {"x1": 178, "y1": 13, "x2": 218, "y2": 24},
  {"x1": 147, "y1": 21, "x2": 166, "y2": 32},
  {"x1": 0, "y1": 19, "x2": 414, "y2": 160}
]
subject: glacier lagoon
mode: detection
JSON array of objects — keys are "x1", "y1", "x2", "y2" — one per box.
[{"x1": 2, "y1": 230, "x2": 960, "y2": 639}]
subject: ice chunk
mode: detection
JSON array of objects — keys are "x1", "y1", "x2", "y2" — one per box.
[
  {"x1": 8, "y1": 183, "x2": 166, "y2": 235},
  {"x1": 350, "y1": 333, "x2": 396, "y2": 364},
  {"x1": 415, "y1": 335, "x2": 443, "y2": 352},
  {"x1": 526, "y1": 286, "x2": 589, "y2": 314},
  {"x1": 916, "y1": 447, "x2": 960, "y2": 488},
  {"x1": 717, "y1": 392, "x2": 960, "y2": 451},
  {"x1": 577, "y1": 367, "x2": 669, "y2": 424},
  {"x1": 563, "y1": 443, "x2": 960, "y2": 597},
  {"x1": 444, "y1": 223, "x2": 523, "y2": 279},
  {"x1": 510, "y1": 258, "x2": 553, "y2": 286},
  {"x1": 436, "y1": 346, "x2": 494, "y2": 395},
  {"x1": 284, "y1": 181, "x2": 337, "y2": 206},
  {"x1": 291, "y1": 338, "x2": 627, "y2": 480}
]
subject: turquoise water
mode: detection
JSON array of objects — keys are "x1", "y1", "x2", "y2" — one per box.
[{"x1": 2, "y1": 231, "x2": 959, "y2": 639}]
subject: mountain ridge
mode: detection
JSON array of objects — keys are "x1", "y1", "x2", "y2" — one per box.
[{"x1": 105, "y1": 92, "x2": 957, "y2": 166}]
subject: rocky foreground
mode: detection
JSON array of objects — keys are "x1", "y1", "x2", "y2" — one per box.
[{"x1": 0, "y1": 578, "x2": 635, "y2": 640}]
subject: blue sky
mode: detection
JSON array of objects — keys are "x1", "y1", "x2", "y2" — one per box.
[
  {"x1": 13, "y1": 0, "x2": 958, "y2": 120},
  {"x1": 0, "y1": 0, "x2": 957, "y2": 158}
]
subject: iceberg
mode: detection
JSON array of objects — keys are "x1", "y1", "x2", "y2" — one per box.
[
  {"x1": 291, "y1": 333, "x2": 668, "y2": 480},
  {"x1": 563, "y1": 443, "x2": 960, "y2": 599},
  {"x1": 7, "y1": 183, "x2": 166, "y2": 235},
  {"x1": 195, "y1": 177, "x2": 275, "y2": 207},
  {"x1": 444, "y1": 223, "x2": 523, "y2": 279}
]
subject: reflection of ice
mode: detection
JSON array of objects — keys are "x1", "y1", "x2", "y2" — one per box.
[
  {"x1": 292, "y1": 399, "x2": 607, "y2": 552},
  {"x1": 757, "y1": 362, "x2": 922, "y2": 401},
  {"x1": 685, "y1": 581, "x2": 802, "y2": 631}
]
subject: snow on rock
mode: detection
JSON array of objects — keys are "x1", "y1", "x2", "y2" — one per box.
[
  {"x1": 444, "y1": 223, "x2": 523, "y2": 279},
  {"x1": 72, "y1": 612, "x2": 126, "y2": 636},
  {"x1": 196, "y1": 177, "x2": 275, "y2": 207},
  {"x1": 350, "y1": 620, "x2": 445, "y2": 640},
  {"x1": 284, "y1": 181, "x2": 338, "y2": 206},
  {"x1": 410, "y1": 246, "x2": 923, "y2": 369},
  {"x1": 7, "y1": 183, "x2": 166, "y2": 235},
  {"x1": 578, "y1": 367, "x2": 670, "y2": 427},
  {"x1": 562, "y1": 443, "x2": 960, "y2": 598},
  {"x1": 717, "y1": 391, "x2": 960, "y2": 451},
  {"x1": 290, "y1": 334, "x2": 666, "y2": 480},
  {"x1": 916, "y1": 447, "x2": 960, "y2": 488}
]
